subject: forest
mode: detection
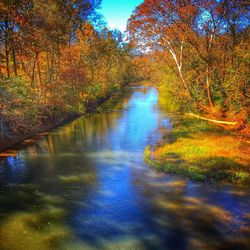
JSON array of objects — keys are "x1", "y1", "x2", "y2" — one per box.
[
  {"x1": 0, "y1": 1, "x2": 250, "y2": 249},
  {"x1": 127, "y1": 0, "x2": 250, "y2": 184},
  {"x1": 0, "y1": 0, "x2": 133, "y2": 149},
  {"x1": 0, "y1": 0, "x2": 249, "y2": 149},
  {"x1": 128, "y1": 0, "x2": 249, "y2": 127}
]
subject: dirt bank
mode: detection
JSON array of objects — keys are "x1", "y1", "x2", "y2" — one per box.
[{"x1": 0, "y1": 113, "x2": 81, "y2": 154}]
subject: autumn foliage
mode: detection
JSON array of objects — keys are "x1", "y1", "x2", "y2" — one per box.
[
  {"x1": 127, "y1": 0, "x2": 249, "y2": 120},
  {"x1": 0, "y1": 0, "x2": 132, "y2": 140}
]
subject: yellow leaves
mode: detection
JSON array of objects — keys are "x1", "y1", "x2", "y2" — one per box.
[{"x1": 0, "y1": 2, "x2": 9, "y2": 12}]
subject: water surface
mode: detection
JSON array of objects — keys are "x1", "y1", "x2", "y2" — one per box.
[{"x1": 0, "y1": 87, "x2": 249, "y2": 249}]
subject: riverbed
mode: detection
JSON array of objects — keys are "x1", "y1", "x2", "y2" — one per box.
[{"x1": 0, "y1": 87, "x2": 249, "y2": 249}]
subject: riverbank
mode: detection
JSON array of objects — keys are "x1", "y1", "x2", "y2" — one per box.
[
  {"x1": 145, "y1": 114, "x2": 250, "y2": 184},
  {"x1": 0, "y1": 87, "x2": 126, "y2": 155},
  {"x1": 0, "y1": 112, "x2": 81, "y2": 154},
  {"x1": 1, "y1": 86, "x2": 250, "y2": 249}
]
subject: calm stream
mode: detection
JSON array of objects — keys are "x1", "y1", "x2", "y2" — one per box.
[{"x1": 0, "y1": 87, "x2": 249, "y2": 250}]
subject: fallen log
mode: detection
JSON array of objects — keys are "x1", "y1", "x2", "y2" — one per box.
[
  {"x1": 185, "y1": 112, "x2": 238, "y2": 125},
  {"x1": 0, "y1": 150, "x2": 17, "y2": 157}
]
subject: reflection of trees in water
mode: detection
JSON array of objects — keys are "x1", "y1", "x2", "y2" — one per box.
[
  {"x1": 36, "y1": 98, "x2": 131, "y2": 155},
  {"x1": 0, "y1": 89, "x2": 136, "y2": 249},
  {"x1": 0, "y1": 114, "x2": 115, "y2": 248},
  {"x1": 158, "y1": 85, "x2": 181, "y2": 113}
]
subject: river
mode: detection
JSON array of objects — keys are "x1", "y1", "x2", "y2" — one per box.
[{"x1": 0, "y1": 87, "x2": 249, "y2": 250}]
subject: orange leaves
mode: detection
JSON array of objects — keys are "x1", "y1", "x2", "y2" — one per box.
[
  {"x1": 128, "y1": 0, "x2": 193, "y2": 54},
  {"x1": 60, "y1": 67, "x2": 86, "y2": 86},
  {"x1": 177, "y1": 3, "x2": 198, "y2": 22},
  {"x1": 58, "y1": 45, "x2": 86, "y2": 86},
  {"x1": 82, "y1": 22, "x2": 95, "y2": 38}
]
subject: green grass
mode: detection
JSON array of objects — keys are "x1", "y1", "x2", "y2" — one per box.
[{"x1": 144, "y1": 116, "x2": 250, "y2": 184}]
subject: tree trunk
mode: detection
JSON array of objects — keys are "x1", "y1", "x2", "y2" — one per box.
[
  {"x1": 185, "y1": 112, "x2": 237, "y2": 125},
  {"x1": 178, "y1": 65, "x2": 192, "y2": 99},
  {"x1": 206, "y1": 33, "x2": 215, "y2": 111},
  {"x1": 57, "y1": 42, "x2": 61, "y2": 77},
  {"x1": 37, "y1": 56, "x2": 43, "y2": 91},
  {"x1": 4, "y1": 17, "x2": 10, "y2": 78},
  {"x1": 51, "y1": 52, "x2": 56, "y2": 82},
  {"x1": 167, "y1": 41, "x2": 192, "y2": 99},
  {"x1": 206, "y1": 64, "x2": 214, "y2": 111},
  {"x1": 31, "y1": 53, "x2": 39, "y2": 88},
  {"x1": 12, "y1": 48, "x2": 17, "y2": 76},
  {"x1": 5, "y1": 44, "x2": 10, "y2": 78}
]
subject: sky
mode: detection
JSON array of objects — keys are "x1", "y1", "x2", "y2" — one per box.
[{"x1": 98, "y1": 0, "x2": 144, "y2": 32}]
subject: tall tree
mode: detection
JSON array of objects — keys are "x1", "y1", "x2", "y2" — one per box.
[{"x1": 127, "y1": 0, "x2": 197, "y2": 99}]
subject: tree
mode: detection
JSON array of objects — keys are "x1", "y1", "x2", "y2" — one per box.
[
  {"x1": 128, "y1": 0, "x2": 249, "y2": 115},
  {"x1": 127, "y1": 0, "x2": 198, "y2": 99}
]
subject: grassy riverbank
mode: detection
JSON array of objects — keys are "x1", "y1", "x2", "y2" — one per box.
[{"x1": 145, "y1": 115, "x2": 250, "y2": 184}]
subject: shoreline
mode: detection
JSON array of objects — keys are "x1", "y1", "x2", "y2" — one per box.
[
  {"x1": 0, "y1": 113, "x2": 82, "y2": 155},
  {"x1": 0, "y1": 87, "x2": 128, "y2": 155},
  {"x1": 144, "y1": 114, "x2": 250, "y2": 185}
]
